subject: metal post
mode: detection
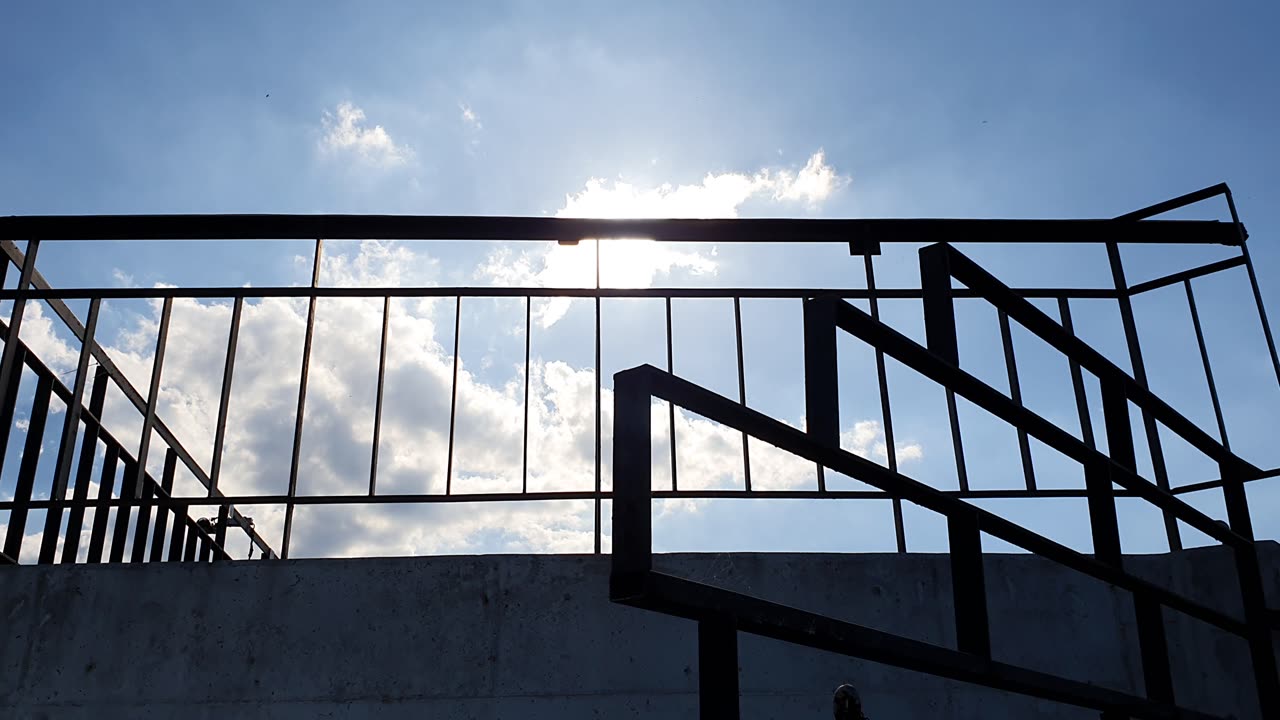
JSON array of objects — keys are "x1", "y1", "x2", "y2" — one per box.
[
  {"x1": 920, "y1": 245, "x2": 960, "y2": 363},
  {"x1": 1100, "y1": 377, "x2": 1137, "y2": 485},
  {"x1": 522, "y1": 296, "x2": 531, "y2": 493},
  {"x1": 39, "y1": 297, "x2": 101, "y2": 563},
  {"x1": 698, "y1": 617, "x2": 740, "y2": 720},
  {"x1": 948, "y1": 508, "x2": 990, "y2": 658},
  {"x1": 168, "y1": 505, "x2": 187, "y2": 562},
  {"x1": 369, "y1": 295, "x2": 390, "y2": 496},
  {"x1": 150, "y1": 450, "x2": 177, "y2": 562},
  {"x1": 3, "y1": 372, "x2": 53, "y2": 561},
  {"x1": 109, "y1": 457, "x2": 137, "y2": 562},
  {"x1": 1106, "y1": 242, "x2": 1181, "y2": 551},
  {"x1": 666, "y1": 297, "x2": 678, "y2": 491},
  {"x1": 133, "y1": 297, "x2": 173, "y2": 499},
  {"x1": 733, "y1": 297, "x2": 752, "y2": 492},
  {"x1": 594, "y1": 251, "x2": 602, "y2": 553},
  {"x1": 445, "y1": 295, "x2": 461, "y2": 495},
  {"x1": 86, "y1": 443, "x2": 119, "y2": 564},
  {"x1": 0, "y1": 239, "x2": 39, "y2": 451},
  {"x1": 1058, "y1": 299, "x2": 1096, "y2": 450},
  {"x1": 1183, "y1": 281, "x2": 1229, "y2": 448},
  {"x1": 1102, "y1": 376, "x2": 1173, "y2": 704},
  {"x1": 1224, "y1": 188, "x2": 1280, "y2": 389},
  {"x1": 1084, "y1": 461, "x2": 1122, "y2": 566},
  {"x1": 1133, "y1": 595, "x2": 1174, "y2": 704},
  {"x1": 183, "y1": 523, "x2": 199, "y2": 562},
  {"x1": 62, "y1": 365, "x2": 109, "y2": 563},
  {"x1": 130, "y1": 472, "x2": 154, "y2": 563},
  {"x1": 610, "y1": 368, "x2": 653, "y2": 582},
  {"x1": 209, "y1": 296, "x2": 243, "y2": 495},
  {"x1": 282, "y1": 238, "x2": 322, "y2": 558},
  {"x1": 803, "y1": 296, "x2": 837, "y2": 492},
  {"x1": 802, "y1": 296, "x2": 840, "y2": 450},
  {"x1": 998, "y1": 309, "x2": 1036, "y2": 490},
  {"x1": 213, "y1": 502, "x2": 229, "y2": 561},
  {"x1": 920, "y1": 245, "x2": 970, "y2": 491},
  {"x1": 1220, "y1": 458, "x2": 1280, "y2": 717},
  {"x1": 866, "y1": 255, "x2": 906, "y2": 552},
  {"x1": 0, "y1": 345, "x2": 25, "y2": 478}
]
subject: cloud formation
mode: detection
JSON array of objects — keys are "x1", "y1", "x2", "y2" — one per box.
[
  {"x1": 459, "y1": 103, "x2": 481, "y2": 129},
  {"x1": 480, "y1": 150, "x2": 848, "y2": 326},
  {"x1": 842, "y1": 420, "x2": 923, "y2": 465},
  {"x1": 557, "y1": 150, "x2": 846, "y2": 218},
  {"x1": 319, "y1": 102, "x2": 412, "y2": 167}
]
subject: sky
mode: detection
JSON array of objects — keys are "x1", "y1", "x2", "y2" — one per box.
[{"x1": 1, "y1": 1, "x2": 1279, "y2": 562}]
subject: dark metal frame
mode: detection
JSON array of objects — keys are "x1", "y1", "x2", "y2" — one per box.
[
  {"x1": 1, "y1": 184, "x2": 1278, "y2": 715},
  {"x1": 605, "y1": 185, "x2": 1279, "y2": 719},
  {"x1": 0, "y1": 184, "x2": 1273, "y2": 578},
  {"x1": 610, "y1": 240, "x2": 1278, "y2": 718},
  {"x1": 0, "y1": 240, "x2": 276, "y2": 564},
  {"x1": 609, "y1": 363, "x2": 1273, "y2": 719},
  {"x1": 0, "y1": 334, "x2": 240, "y2": 565}
]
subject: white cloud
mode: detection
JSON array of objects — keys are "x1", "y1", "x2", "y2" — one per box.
[
  {"x1": 771, "y1": 150, "x2": 844, "y2": 205},
  {"x1": 477, "y1": 242, "x2": 715, "y2": 328},
  {"x1": 17, "y1": 301, "x2": 79, "y2": 375},
  {"x1": 841, "y1": 420, "x2": 924, "y2": 465},
  {"x1": 459, "y1": 103, "x2": 481, "y2": 129},
  {"x1": 319, "y1": 102, "x2": 412, "y2": 167},
  {"x1": 479, "y1": 150, "x2": 848, "y2": 326},
  {"x1": 556, "y1": 149, "x2": 845, "y2": 218}
]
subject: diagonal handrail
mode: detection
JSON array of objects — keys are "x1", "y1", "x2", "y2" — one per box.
[
  {"x1": 0, "y1": 321, "x2": 233, "y2": 561},
  {"x1": 611, "y1": 364, "x2": 1244, "y2": 720},
  {"x1": 0, "y1": 241, "x2": 277, "y2": 559},
  {"x1": 918, "y1": 242, "x2": 1260, "y2": 474}
]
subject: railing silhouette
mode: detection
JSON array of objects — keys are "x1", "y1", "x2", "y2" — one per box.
[
  {"x1": 606, "y1": 184, "x2": 1280, "y2": 719},
  {"x1": 0, "y1": 183, "x2": 1276, "y2": 715},
  {"x1": 0, "y1": 183, "x2": 1274, "y2": 572},
  {"x1": 610, "y1": 240, "x2": 1277, "y2": 719}
]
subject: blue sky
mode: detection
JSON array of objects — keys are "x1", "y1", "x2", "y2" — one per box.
[{"x1": 1, "y1": 2, "x2": 1278, "y2": 560}]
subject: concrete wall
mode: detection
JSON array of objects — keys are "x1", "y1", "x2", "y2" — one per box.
[{"x1": 2, "y1": 544, "x2": 1277, "y2": 719}]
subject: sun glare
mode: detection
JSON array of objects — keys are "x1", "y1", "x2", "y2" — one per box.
[{"x1": 547, "y1": 152, "x2": 840, "y2": 289}]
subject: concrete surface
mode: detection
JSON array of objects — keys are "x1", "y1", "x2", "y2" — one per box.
[{"x1": 1, "y1": 544, "x2": 1277, "y2": 719}]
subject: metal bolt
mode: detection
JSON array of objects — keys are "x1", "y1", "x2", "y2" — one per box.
[{"x1": 834, "y1": 683, "x2": 867, "y2": 720}]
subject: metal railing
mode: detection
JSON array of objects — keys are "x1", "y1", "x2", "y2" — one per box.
[
  {"x1": 0, "y1": 184, "x2": 1275, "y2": 567},
  {"x1": 609, "y1": 359, "x2": 1275, "y2": 719},
  {"x1": 610, "y1": 227, "x2": 1279, "y2": 719},
  {"x1": 0, "y1": 340, "x2": 246, "y2": 565}
]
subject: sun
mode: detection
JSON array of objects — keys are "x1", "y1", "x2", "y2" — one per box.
[
  {"x1": 553, "y1": 184, "x2": 723, "y2": 289},
  {"x1": 536, "y1": 237, "x2": 713, "y2": 289}
]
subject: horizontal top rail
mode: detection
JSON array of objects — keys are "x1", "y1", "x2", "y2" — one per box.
[
  {"x1": 0, "y1": 486, "x2": 1180, "y2": 511},
  {"x1": 0, "y1": 214, "x2": 1243, "y2": 249},
  {"x1": 0, "y1": 285, "x2": 1124, "y2": 301}
]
